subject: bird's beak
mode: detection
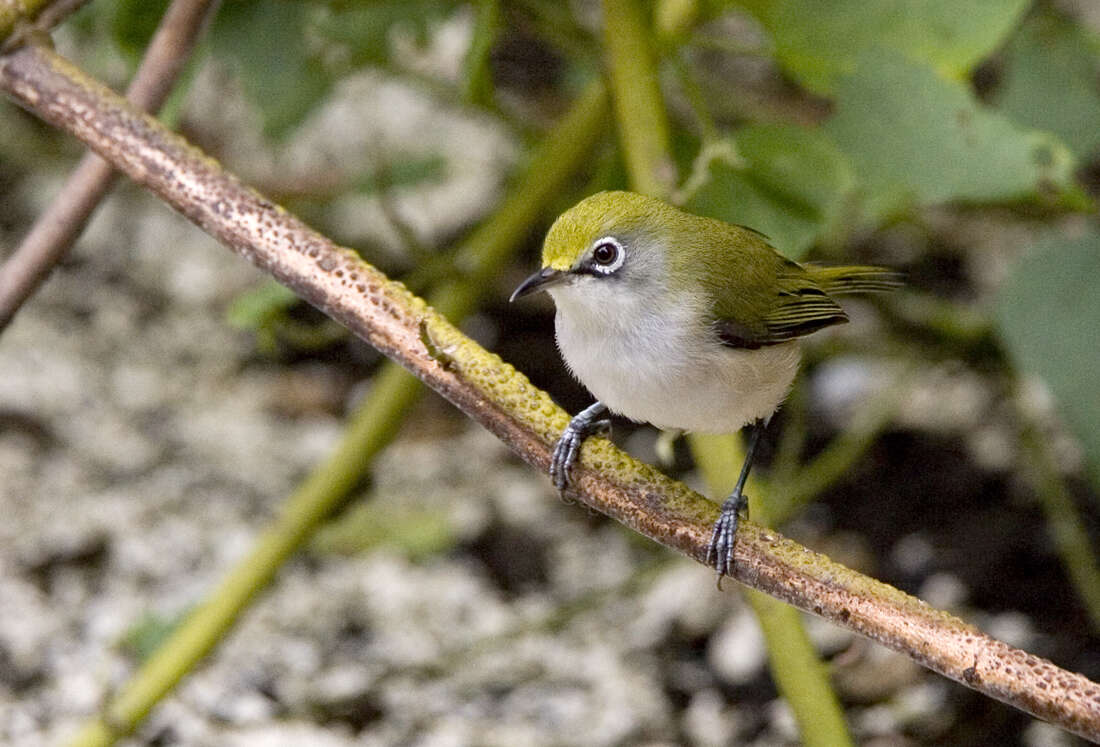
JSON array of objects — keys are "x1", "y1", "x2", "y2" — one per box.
[{"x1": 509, "y1": 267, "x2": 566, "y2": 302}]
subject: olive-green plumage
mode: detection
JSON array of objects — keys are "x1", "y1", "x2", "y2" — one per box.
[
  {"x1": 515, "y1": 190, "x2": 900, "y2": 577},
  {"x1": 542, "y1": 191, "x2": 900, "y2": 349}
]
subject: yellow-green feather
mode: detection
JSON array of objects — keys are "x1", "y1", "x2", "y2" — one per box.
[{"x1": 542, "y1": 191, "x2": 899, "y2": 346}]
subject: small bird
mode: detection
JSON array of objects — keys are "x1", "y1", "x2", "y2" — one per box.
[{"x1": 511, "y1": 191, "x2": 900, "y2": 576}]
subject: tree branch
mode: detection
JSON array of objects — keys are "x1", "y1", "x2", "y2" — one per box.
[
  {"x1": 0, "y1": 0, "x2": 218, "y2": 331},
  {"x1": 67, "y1": 79, "x2": 610, "y2": 747},
  {"x1": 1, "y1": 41, "x2": 1098, "y2": 741}
]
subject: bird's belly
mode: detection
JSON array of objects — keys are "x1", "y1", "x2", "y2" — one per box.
[{"x1": 556, "y1": 318, "x2": 801, "y2": 433}]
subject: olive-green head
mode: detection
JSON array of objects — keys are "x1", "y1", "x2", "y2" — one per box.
[{"x1": 509, "y1": 191, "x2": 695, "y2": 302}]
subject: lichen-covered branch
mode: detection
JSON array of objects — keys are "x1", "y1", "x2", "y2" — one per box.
[
  {"x1": 2, "y1": 41, "x2": 1099, "y2": 741},
  {"x1": 66, "y1": 77, "x2": 609, "y2": 747}
]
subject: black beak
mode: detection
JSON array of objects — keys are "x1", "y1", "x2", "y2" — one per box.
[{"x1": 509, "y1": 267, "x2": 566, "y2": 302}]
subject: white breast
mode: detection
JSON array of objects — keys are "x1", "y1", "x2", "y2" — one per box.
[{"x1": 548, "y1": 284, "x2": 800, "y2": 433}]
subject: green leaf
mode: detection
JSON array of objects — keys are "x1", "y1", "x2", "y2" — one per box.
[
  {"x1": 120, "y1": 611, "x2": 187, "y2": 662},
  {"x1": 353, "y1": 153, "x2": 448, "y2": 194},
  {"x1": 824, "y1": 49, "x2": 1076, "y2": 215},
  {"x1": 110, "y1": 0, "x2": 172, "y2": 59},
  {"x1": 993, "y1": 13, "x2": 1100, "y2": 158},
  {"x1": 683, "y1": 124, "x2": 855, "y2": 258},
  {"x1": 753, "y1": 0, "x2": 1029, "y2": 95},
  {"x1": 312, "y1": 501, "x2": 456, "y2": 560},
  {"x1": 995, "y1": 233, "x2": 1100, "y2": 491},
  {"x1": 211, "y1": 0, "x2": 332, "y2": 138},
  {"x1": 312, "y1": 0, "x2": 455, "y2": 68},
  {"x1": 226, "y1": 280, "x2": 299, "y2": 330}
]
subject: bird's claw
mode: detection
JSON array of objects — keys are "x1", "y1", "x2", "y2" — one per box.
[
  {"x1": 550, "y1": 427, "x2": 583, "y2": 491},
  {"x1": 549, "y1": 406, "x2": 610, "y2": 491},
  {"x1": 706, "y1": 490, "x2": 747, "y2": 578}
]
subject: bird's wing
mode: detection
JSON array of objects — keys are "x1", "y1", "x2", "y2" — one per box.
[{"x1": 706, "y1": 234, "x2": 848, "y2": 350}]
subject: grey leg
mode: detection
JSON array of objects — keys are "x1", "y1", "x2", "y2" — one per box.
[
  {"x1": 550, "y1": 401, "x2": 610, "y2": 491},
  {"x1": 706, "y1": 419, "x2": 766, "y2": 577}
]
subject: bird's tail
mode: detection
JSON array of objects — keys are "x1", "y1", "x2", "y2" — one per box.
[{"x1": 807, "y1": 264, "x2": 904, "y2": 295}]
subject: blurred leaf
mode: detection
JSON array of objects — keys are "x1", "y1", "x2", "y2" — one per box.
[
  {"x1": 110, "y1": 0, "x2": 171, "y2": 59},
  {"x1": 995, "y1": 232, "x2": 1100, "y2": 492},
  {"x1": 312, "y1": 501, "x2": 457, "y2": 560},
  {"x1": 751, "y1": 0, "x2": 1029, "y2": 95},
  {"x1": 313, "y1": 0, "x2": 455, "y2": 68},
  {"x1": 226, "y1": 280, "x2": 299, "y2": 330},
  {"x1": 993, "y1": 13, "x2": 1100, "y2": 159},
  {"x1": 120, "y1": 611, "x2": 186, "y2": 662},
  {"x1": 683, "y1": 124, "x2": 855, "y2": 258},
  {"x1": 211, "y1": 0, "x2": 332, "y2": 138},
  {"x1": 354, "y1": 154, "x2": 448, "y2": 193},
  {"x1": 824, "y1": 49, "x2": 1077, "y2": 216}
]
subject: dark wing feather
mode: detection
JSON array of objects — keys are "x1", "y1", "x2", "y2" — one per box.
[
  {"x1": 711, "y1": 252, "x2": 849, "y2": 349},
  {"x1": 676, "y1": 216, "x2": 885, "y2": 350}
]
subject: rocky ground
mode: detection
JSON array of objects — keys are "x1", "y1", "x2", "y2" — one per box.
[{"x1": 0, "y1": 22, "x2": 1095, "y2": 747}]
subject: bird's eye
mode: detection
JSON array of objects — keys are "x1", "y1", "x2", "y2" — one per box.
[{"x1": 589, "y1": 237, "x2": 624, "y2": 274}]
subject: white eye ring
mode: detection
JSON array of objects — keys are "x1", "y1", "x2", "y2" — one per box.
[{"x1": 590, "y1": 236, "x2": 625, "y2": 275}]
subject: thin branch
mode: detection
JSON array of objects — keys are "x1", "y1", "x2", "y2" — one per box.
[
  {"x1": 690, "y1": 433, "x2": 854, "y2": 747},
  {"x1": 65, "y1": 79, "x2": 609, "y2": 747},
  {"x1": 0, "y1": 0, "x2": 218, "y2": 331},
  {"x1": 1, "y1": 42, "x2": 1098, "y2": 741}
]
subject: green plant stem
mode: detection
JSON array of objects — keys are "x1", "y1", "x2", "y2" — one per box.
[
  {"x1": 689, "y1": 433, "x2": 854, "y2": 747},
  {"x1": 462, "y1": 0, "x2": 499, "y2": 106},
  {"x1": 600, "y1": 1, "x2": 852, "y2": 741},
  {"x1": 67, "y1": 79, "x2": 608, "y2": 747},
  {"x1": 8, "y1": 46, "x2": 1098, "y2": 737},
  {"x1": 769, "y1": 366, "x2": 914, "y2": 524},
  {"x1": 1019, "y1": 421, "x2": 1100, "y2": 632},
  {"x1": 601, "y1": 0, "x2": 674, "y2": 198},
  {"x1": 70, "y1": 362, "x2": 423, "y2": 747},
  {"x1": 655, "y1": 0, "x2": 698, "y2": 40},
  {"x1": 669, "y1": 49, "x2": 717, "y2": 142}
]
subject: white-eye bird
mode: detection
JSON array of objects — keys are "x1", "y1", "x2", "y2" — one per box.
[{"x1": 510, "y1": 191, "x2": 901, "y2": 576}]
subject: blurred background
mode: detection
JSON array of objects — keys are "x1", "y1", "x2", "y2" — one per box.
[{"x1": 0, "y1": 0, "x2": 1098, "y2": 744}]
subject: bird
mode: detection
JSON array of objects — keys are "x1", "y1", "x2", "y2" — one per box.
[{"x1": 511, "y1": 190, "x2": 901, "y2": 576}]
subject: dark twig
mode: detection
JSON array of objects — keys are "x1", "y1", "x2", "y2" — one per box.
[
  {"x1": 0, "y1": 0, "x2": 218, "y2": 331},
  {"x1": 1, "y1": 42, "x2": 1099, "y2": 741}
]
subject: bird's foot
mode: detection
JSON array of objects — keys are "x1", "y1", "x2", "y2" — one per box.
[
  {"x1": 550, "y1": 403, "x2": 610, "y2": 491},
  {"x1": 706, "y1": 490, "x2": 748, "y2": 579}
]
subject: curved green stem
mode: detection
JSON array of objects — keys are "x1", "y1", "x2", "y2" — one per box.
[
  {"x1": 602, "y1": 0, "x2": 675, "y2": 198},
  {"x1": 1019, "y1": 418, "x2": 1100, "y2": 632},
  {"x1": 689, "y1": 433, "x2": 854, "y2": 747},
  {"x1": 67, "y1": 80, "x2": 608, "y2": 747},
  {"x1": 8, "y1": 43, "x2": 1097, "y2": 737},
  {"x1": 770, "y1": 366, "x2": 915, "y2": 524},
  {"x1": 600, "y1": 0, "x2": 853, "y2": 741},
  {"x1": 462, "y1": 0, "x2": 499, "y2": 106}
]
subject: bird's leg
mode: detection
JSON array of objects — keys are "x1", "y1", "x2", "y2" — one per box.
[
  {"x1": 550, "y1": 401, "x2": 610, "y2": 491},
  {"x1": 706, "y1": 418, "x2": 766, "y2": 577}
]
